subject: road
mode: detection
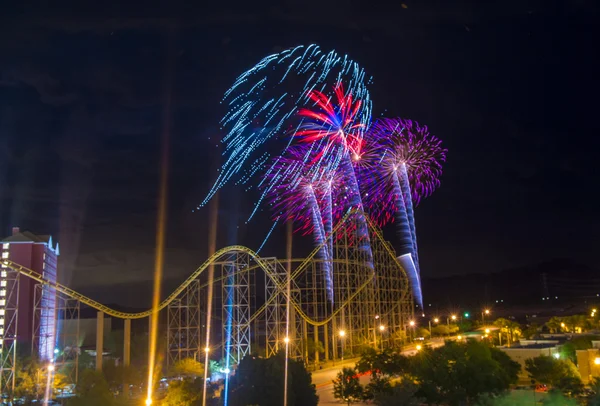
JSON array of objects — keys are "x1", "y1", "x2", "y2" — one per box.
[{"x1": 312, "y1": 339, "x2": 446, "y2": 405}]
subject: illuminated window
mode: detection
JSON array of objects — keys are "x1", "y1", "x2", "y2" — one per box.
[
  {"x1": 1, "y1": 252, "x2": 8, "y2": 259},
  {"x1": 43, "y1": 263, "x2": 46, "y2": 270},
  {"x1": 0, "y1": 310, "x2": 4, "y2": 316},
  {"x1": 0, "y1": 281, "x2": 5, "y2": 287},
  {"x1": 0, "y1": 272, "x2": 5, "y2": 277},
  {"x1": 2, "y1": 244, "x2": 8, "y2": 250},
  {"x1": 0, "y1": 318, "x2": 4, "y2": 326},
  {"x1": 0, "y1": 300, "x2": 5, "y2": 306},
  {"x1": 0, "y1": 329, "x2": 4, "y2": 335},
  {"x1": 0, "y1": 264, "x2": 5, "y2": 269},
  {"x1": 0, "y1": 290, "x2": 5, "y2": 297},
  {"x1": 43, "y1": 253, "x2": 46, "y2": 260}
]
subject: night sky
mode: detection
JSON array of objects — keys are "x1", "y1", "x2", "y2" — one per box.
[{"x1": 1, "y1": 2, "x2": 598, "y2": 307}]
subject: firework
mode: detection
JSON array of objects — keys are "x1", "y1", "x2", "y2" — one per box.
[
  {"x1": 200, "y1": 44, "x2": 372, "y2": 223},
  {"x1": 359, "y1": 118, "x2": 447, "y2": 308},
  {"x1": 262, "y1": 145, "x2": 342, "y2": 300}
]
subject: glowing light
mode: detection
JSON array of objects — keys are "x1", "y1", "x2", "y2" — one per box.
[
  {"x1": 339, "y1": 330, "x2": 346, "y2": 337},
  {"x1": 283, "y1": 337, "x2": 290, "y2": 343},
  {"x1": 47, "y1": 364, "x2": 55, "y2": 372},
  {"x1": 484, "y1": 309, "x2": 490, "y2": 315},
  {"x1": 553, "y1": 353, "x2": 560, "y2": 359},
  {"x1": 457, "y1": 335, "x2": 462, "y2": 340},
  {"x1": 379, "y1": 325, "x2": 385, "y2": 331},
  {"x1": 224, "y1": 368, "x2": 231, "y2": 374},
  {"x1": 451, "y1": 315, "x2": 457, "y2": 321},
  {"x1": 434, "y1": 318, "x2": 439, "y2": 323},
  {"x1": 204, "y1": 346, "x2": 210, "y2": 353},
  {"x1": 409, "y1": 320, "x2": 415, "y2": 327},
  {"x1": 145, "y1": 398, "x2": 152, "y2": 406},
  {"x1": 595, "y1": 358, "x2": 600, "y2": 365},
  {"x1": 416, "y1": 345, "x2": 422, "y2": 351}
]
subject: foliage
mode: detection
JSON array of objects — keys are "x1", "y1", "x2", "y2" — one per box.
[
  {"x1": 457, "y1": 320, "x2": 473, "y2": 333},
  {"x1": 586, "y1": 377, "x2": 600, "y2": 406},
  {"x1": 161, "y1": 377, "x2": 218, "y2": 406},
  {"x1": 168, "y1": 358, "x2": 205, "y2": 378},
  {"x1": 410, "y1": 340, "x2": 520, "y2": 406},
  {"x1": 415, "y1": 327, "x2": 431, "y2": 339},
  {"x1": 356, "y1": 347, "x2": 409, "y2": 378},
  {"x1": 373, "y1": 379, "x2": 424, "y2": 406},
  {"x1": 228, "y1": 352, "x2": 318, "y2": 406},
  {"x1": 493, "y1": 318, "x2": 521, "y2": 346},
  {"x1": 14, "y1": 357, "x2": 71, "y2": 403},
  {"x1": 545, "y1": 317, "x2": 563, "y2": 334},
  {"x1": 306, "y1": 338, "x2": 325, "y2": 360},
  {"x1": 67, "y1": 369, "x2": 116, "y2": 406},
  {"x1": 102, "y1": 363, "x2": 142, "y2": 394},
  {"x1": 431, "y1": 324, "x2": 459, "y2": 337},
  {"x1": 332, "y1": 367, "x2": 363, "y2": 406},
  {"x1": 363, "y1": 374, "x2": 392, "y2": 400},
  {"x1": 525, "y1": 355, "x2": 582, "y2": 394},
  {"x1": 521, "y1": 323, "x2": 539, "y2": 339}
]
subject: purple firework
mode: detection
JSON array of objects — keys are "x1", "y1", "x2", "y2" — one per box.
[
  {"x1": 261, "y1": 145, "x2": 344, "y2": 236},
  {"x1": 359, "y1": 118, "x2": 447, "y2": 226}
]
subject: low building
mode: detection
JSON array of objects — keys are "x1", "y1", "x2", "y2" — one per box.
[{"x1": 499, "y1": 343, "x2": 560, "y2": 383}]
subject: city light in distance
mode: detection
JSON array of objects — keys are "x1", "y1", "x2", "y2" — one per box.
[
  {"x1": 484, "y1": 309, "x2": 490, "y2": 315},
  {"x1": 485, "y1": 329, "x2": 490, "y2": 334},
  {"x1": 433, "y1": 318, "x2": 439, "y2": 323},
  {"x1": 416, "y1": 345, "x2": 422, "y2": 351},
  {"x1": 339, "y1": 330, "x2": 346, "y2": 337},
  {"x1": 379, "y1": 325, "x2": 385, "y2": 331},
  {"x1": 451, "y1": 315, "x2": 457, "y2": 321},
  {"x1": 409, "y1": 320, "x2": 415, "y2": 327}
]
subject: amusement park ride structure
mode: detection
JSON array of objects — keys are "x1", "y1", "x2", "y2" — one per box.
[{"x1": 0, "y1": 211, "x2": 414, "y2": 397}]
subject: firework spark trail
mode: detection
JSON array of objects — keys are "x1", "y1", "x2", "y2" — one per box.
[
  {"x1": 263, "y1": 146, "x2": 337, "y2": 301},
  {"x1": 200, "y1": 45, "x2": 372, "y2": 224},
  {"x1": 359, "y1": 118, "x2": 447, "y2": 308}
]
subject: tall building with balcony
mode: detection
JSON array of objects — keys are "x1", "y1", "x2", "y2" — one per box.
[{"x1": 1, "y1": 227, "x2": 59, "y2": 360}]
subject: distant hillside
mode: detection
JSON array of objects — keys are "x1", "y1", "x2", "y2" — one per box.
[{"x1": 421, "y1": 258, "x2": 599, "y2": 308}]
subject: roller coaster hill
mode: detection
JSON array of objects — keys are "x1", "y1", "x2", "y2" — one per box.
[{"x1": 0, "y1": 211, "x2": 415, "y2": 397}]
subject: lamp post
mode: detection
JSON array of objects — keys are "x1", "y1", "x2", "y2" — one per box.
[
  {"x1": 482, "y1": 309, "x2": 490, "y2": 324},
  {"x1": 409, "y1": 320, "x2": 415, "y2": 343},
  {"x1": 378, "y1": 325, "x2": 385, "y2": 351},
  {"x1": 429, "y1": 318, "x2": 439, "y2": 339},
  {"x1": 339, "y1": 330, "x2": 346, "y2": 362}
]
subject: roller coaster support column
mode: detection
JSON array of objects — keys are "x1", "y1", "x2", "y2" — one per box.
[
  {"x1": 124, "y1": 319, "x2": 131, "y2": 367},
  {"x1": 96, "y1": 311, "x2": 104, "y2": 371}
]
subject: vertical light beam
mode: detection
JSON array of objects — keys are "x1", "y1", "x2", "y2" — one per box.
[{"x1": 146, "y1": 29, "x2": 174, "y2": 405}]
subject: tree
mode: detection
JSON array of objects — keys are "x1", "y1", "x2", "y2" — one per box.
[
  {"x1": 228, "y1": 352, "x2": 318, "y2": 406},
  {"x1": 493, "y1": 318, "x2": 521, "y2": 346},
  {"x1": 431, "y1": 324, "x2": 459, "y2": 337},
  {"x1": 410, "y1": 340, "x2": 519, "y2": 406},
  {"x1": 545, "y1": 317, "x2": 563, "y2": 334},
  {"x1": 374, "y1": 379, "x2": 424, "y2": 406},
  {"x1": 521, "y1": 323, "x2": 539, "y2": 339},
  {"x1": 168, "y1": 358, "x2": 205, "y2": 378},
  {"x1": 525, "y1": 355, "x2": 583, "y2": 395},
  {"x1": 416, "y1": 327, "x2": 431, "y2": 339},
  {"x1": 67, "y1": 369, "x2": 115, "y2": 406},
  {"x1": 333, "y1": 367, "x2": 363, "y2": 406},
  {"x1": 363, "y1": 374, "x2": 392, "y2": 401},
  {"x1": 162, "y1": 377, "x2": 218, "y2": 406}
]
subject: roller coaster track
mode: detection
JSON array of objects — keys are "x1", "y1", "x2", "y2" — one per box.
[{"x1": 2, "y1": 210, "x2": 411, "y2": 325}]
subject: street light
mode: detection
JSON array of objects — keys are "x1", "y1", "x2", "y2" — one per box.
[
  {"x1": 416, "y1": 345, "x2": 422, "y2": 351},
  {"x1": 409, "y1": 320, "x2": 415, "y2": 327},
  {"x1": 204, "y1": 346, "x2": 210, "y2": 353},
  {"x1": 434, "y1": 318, "x2": 439, "y2": 324},
  {"x1": 457, "y1": 335, "x2": 462, "y2": 341},
  {"x1": 339, "y1": 330, "x2": 346, "y2": 362},
  {"x1": 283, "y1": 337, "x2": 290, "y2": 344},
  {"x1": 145, "y1": 398, "x2": 152, "y2": 406},
  {"x1": 482, "y1": 309, "x2": 490, "y2": 324}
]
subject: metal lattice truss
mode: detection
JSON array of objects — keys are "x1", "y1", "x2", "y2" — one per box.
[
  {"x1": 4, "y1": 210, "x2": 414, "y2": 377},
  {"x1": 0, "y1": 267, "x2": 19, "y2": 396}
]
